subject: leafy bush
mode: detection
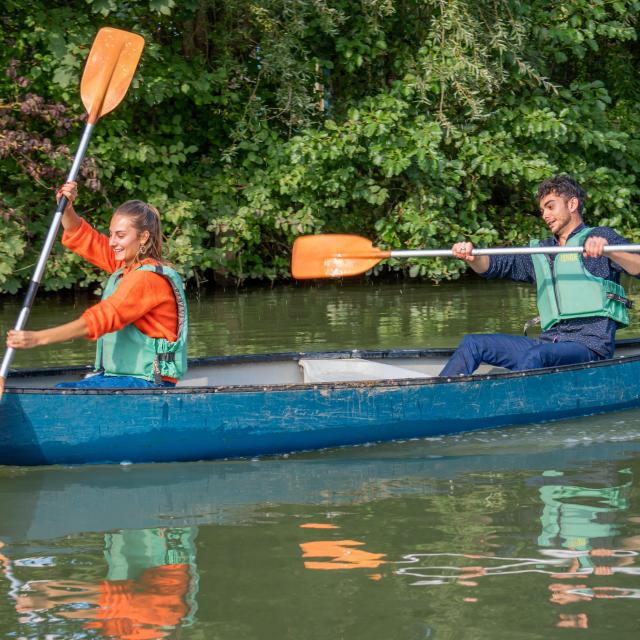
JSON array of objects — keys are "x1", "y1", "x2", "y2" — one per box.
[{"x1": 1, "y1": 0, "x2": 639, "y2": 292}]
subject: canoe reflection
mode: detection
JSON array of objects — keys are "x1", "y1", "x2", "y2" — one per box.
[{"x1": 3, "y1": 429, "x2": 640, "y2": 543}]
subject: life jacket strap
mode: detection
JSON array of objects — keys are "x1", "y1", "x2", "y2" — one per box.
[
  {"x1": 523, "y1": 315, "x2": 541, "y2": 336},
  {"x1": 607, "y1": 292, "x2": 633, "y2": 309},
  {"x1": 153, "y1": 358, "x2": 162, "y2": 384}
]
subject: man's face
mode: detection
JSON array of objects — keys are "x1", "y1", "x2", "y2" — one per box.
[{"x1": 539, "y1": 192, "x2": 578, "y2": 236}]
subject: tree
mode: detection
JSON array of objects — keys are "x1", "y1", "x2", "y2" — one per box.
[{"x1": 1, "y1": 0, "x2": 639, "y2": 292}]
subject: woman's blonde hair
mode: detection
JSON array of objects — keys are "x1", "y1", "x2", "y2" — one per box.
[{"x1": 114, "y1": 200, "x2": 164, "y2": 262}]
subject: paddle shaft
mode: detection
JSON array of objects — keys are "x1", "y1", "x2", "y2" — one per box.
[
  {"x1": 0, "y1": 124, "x2": 94, "y2": 380},
  {"x1": 341, "y1": 245, "x2": 640, "y2": 259},
  {"x1": 0, "y1": 28, "x2": 144, "y2": 392}
]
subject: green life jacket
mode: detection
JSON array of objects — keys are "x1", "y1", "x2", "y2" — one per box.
[
  {"x1": 95, "y1": 263, "x2": 188, "y2": 382},
  {"x1": 530, "y1": 227, "x2": 630, "y2": 332}
]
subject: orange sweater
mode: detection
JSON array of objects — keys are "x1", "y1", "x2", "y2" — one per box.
[{"x1": 62, "y1": 218, "x2": 178, "y2": 343}]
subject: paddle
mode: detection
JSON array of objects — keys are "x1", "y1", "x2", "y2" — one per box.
[
  {"x1": 0, "y1": 28, "x2": 144, "y2": 399},
  {"x1": 291, "y1": 233, "x2": 640, "y2": 279}
]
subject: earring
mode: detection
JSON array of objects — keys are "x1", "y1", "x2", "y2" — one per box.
[{"x1": 139, "y1": 244, "x2": 147, "y2": 255}]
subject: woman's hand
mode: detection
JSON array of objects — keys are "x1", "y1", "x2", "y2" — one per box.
[
  {"x1": 6, "y1": 318, "x2": 89, "y2": 350},
  {"x1": 6, "y1": 330, "x2": 42, "y2": 350},
  {"x1": 57, "y1": 181, "x2": 82, "y2": 232},
  {"x1": 56, "y1": 181, "x2": 78, "y2": 208}
]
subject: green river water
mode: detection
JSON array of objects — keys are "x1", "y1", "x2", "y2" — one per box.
[{"x1": 0, "y1": 278, "x2": 639, "y2": 639}]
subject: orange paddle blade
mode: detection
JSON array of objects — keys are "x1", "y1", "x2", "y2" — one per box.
[
  {"x1": 291, "y1": 234, "x2": 391, "y2": 279},
  {"x1": 80, "y1": 27, "x2": 144, "y2": 124}
]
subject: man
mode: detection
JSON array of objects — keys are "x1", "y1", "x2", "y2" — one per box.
[{"x1": 439, "y1": 175, "x2": 640, "y2": 376}]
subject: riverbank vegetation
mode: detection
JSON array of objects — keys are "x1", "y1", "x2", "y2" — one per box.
[{"x1": 1, "y1": 0, "x2": 639, "y2": 293}]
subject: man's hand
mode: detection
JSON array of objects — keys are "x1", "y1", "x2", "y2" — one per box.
[
  {"x1": 583, "y1": 235, "x2": 608, "y2": 258},
  {"x1": 452, "y1": 242, "x2": 476, "y2": 263},
  {"x1": 451, "y1": 241, "x2": 490, "y2": 274}
]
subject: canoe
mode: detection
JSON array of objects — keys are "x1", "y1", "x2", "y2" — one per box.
[{"x1": 2, "y1": 339, "x2": 640, "y2": 466}]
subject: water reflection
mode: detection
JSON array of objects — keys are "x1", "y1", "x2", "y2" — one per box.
[
  {"x1": 0, "y1": 416, "x2": 638, "y2": 638},
  {"x1": 299, "y1": 524, "x2": 387, "y2": 572},
  {"x1": 395, "y1": 549, "x2": 640, "y2": 584},
  {"x1": 2, "y1": 527, "x2": 198, "y2": 638},
  {"x1": 537, "y1": 468, "x2": 639, "y2": 628},
  {"x1": 393, "y1": 464, "x2": 640, "y2": 631},
  {"x1": 537, "y1": 468, "x2": 632, "y2": 549}
]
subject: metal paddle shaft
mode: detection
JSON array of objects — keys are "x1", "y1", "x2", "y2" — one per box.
[
  {"x1": 0, "y1": 28, "x2": 144, "y2": 395},
  {"x1": 0, "y1": 124, "x2": 94, "y2": 381},
  {"x1": 388, "y1": 245, "x2": 640, "y2": 258}
]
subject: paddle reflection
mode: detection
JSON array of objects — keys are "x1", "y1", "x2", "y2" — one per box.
[
  {"x1": 299, "y1": 523, "x2": 387, "y2": 574},
  {"x1": 395, "y1": 549, "x2": 640, "y2": 584},
  {"x1": 4, "y1": 526, "x2": 198, "y2": 639}
]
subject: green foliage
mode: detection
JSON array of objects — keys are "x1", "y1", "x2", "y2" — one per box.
[
  {"x1": 0, "y1": 0, "x2": 639, "y2": 292},
  {"x1": 0, "y1": 217, "x2": 27, "y2": 294}
]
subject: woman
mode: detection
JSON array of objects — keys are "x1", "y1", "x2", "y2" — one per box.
[{"x1": 5, "y1": 182, "x2": 188, "y2": 388}]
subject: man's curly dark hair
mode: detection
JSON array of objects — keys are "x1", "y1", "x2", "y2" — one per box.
[{"x1": 537, "y1": 175, "x2": 587, "y2": 214}]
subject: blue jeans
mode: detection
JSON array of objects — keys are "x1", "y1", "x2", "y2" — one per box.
[
  {"x1": 439, "y1": 333, "x2": 602, "y2": 376},
  {"x1": 56, "y1": 373, "x2": 176, "y2": 389}
]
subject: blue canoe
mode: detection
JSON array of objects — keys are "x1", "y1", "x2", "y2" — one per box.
[{"x1": 2, "y1": 340, "x2": 640, "y2": 466}]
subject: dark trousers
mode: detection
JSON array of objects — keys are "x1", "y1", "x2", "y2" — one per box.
[{"x1": 439, "y1": 333, "x2": 601, "y2": 376}]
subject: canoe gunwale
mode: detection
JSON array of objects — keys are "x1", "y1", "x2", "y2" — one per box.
[{"x1": 4, "y1": 340, "x2": 640, "y2": 395}]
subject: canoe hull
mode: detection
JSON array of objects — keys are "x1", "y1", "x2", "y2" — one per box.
[{"x1": 1, "y1": 351, "x2": 639, "y2": 466}]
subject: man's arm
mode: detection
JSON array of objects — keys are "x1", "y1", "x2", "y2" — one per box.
[
  {"x1": 606, "y1": 250, "x2": 640, "y2": 275},
  {"x1": 451, "y1": 242, "x2": 535, "y2": 282},
  {"x1": 583, "y1": 233, "x2": 640, "y2": 276}
]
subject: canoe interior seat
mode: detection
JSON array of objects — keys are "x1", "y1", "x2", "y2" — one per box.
[
  {"x1": 299, "y1": 358, "x2": 433, "y2": 383},
  {"x1": 479, "y1": 365, "x2": 511, "y2": 374}
]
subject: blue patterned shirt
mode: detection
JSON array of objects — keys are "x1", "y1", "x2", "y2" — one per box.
[{"x1": 483, "y1": 223, "x2": 636, "y2": 358}]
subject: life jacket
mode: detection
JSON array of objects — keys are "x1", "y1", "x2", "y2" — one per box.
[
  {"x1": 530, "y1": 227, "x2": 630, "y2": 332},
  {"x1": 95, "y1": 264, "x2": 188, "y2": 382}
]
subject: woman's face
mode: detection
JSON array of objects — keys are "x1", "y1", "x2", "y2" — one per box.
[{"x1": 109, "y1": 214, "x2": 149, "y2": 266}]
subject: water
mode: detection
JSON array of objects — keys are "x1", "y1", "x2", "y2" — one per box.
[
  {"x1": 1, "y1": 278, "x2": 639, "y2": 638},
  {"x1": 0, "y1": 278, "x2": 548, "y2": 367}
]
